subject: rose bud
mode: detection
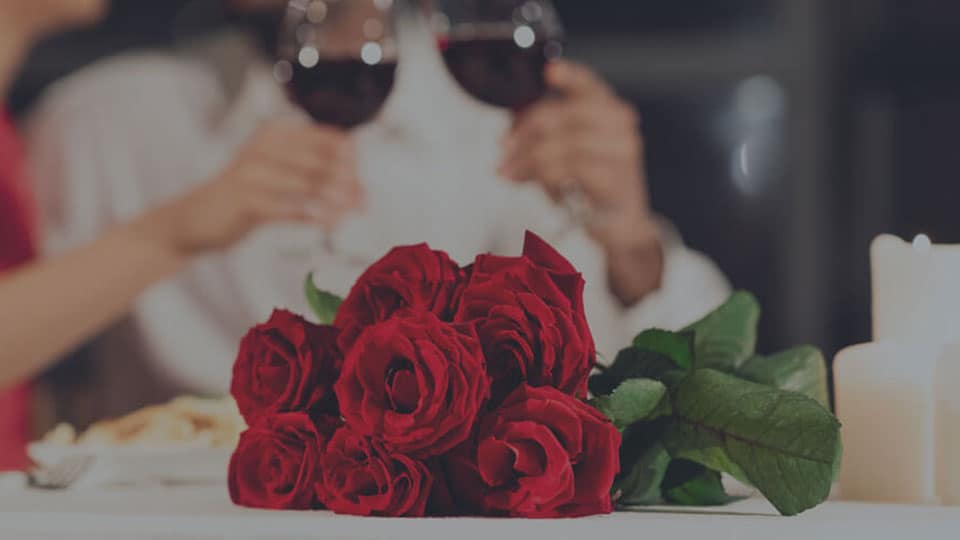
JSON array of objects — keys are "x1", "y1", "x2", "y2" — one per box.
[
  {"x1": 447, "y1": 385, "x2": 621, "y2": 518},
  {"x1": 228, "y1": 413, "x2": 338, "y2": 510},
  {"x1": 230, "y1": 310, "x2": 343, "y2": 426},
  {"x1": 320, "y1": 428, "x2": 433, "y2": 517},
  {"x1": 334, "y1": 244, "x2": 465, "y2": 352},
  {"x1": 455, "y1": 232, "x2": 595, "y2": 402},
  {"x1": 335, "y1": 310, "x2": 489, "y2": 458}
]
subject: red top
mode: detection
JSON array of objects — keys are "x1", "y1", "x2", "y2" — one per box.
[{"x1": 0, "y1": 110, "x2": 35, "y2": 470}]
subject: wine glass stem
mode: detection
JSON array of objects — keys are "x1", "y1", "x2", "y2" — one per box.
[
  {"x1": 562, "y1": 185, "x2": 593, "y2": 226},
  {"x1": 547, "y1": 184, "x2": 594, "y2": 244},
  {"x1": 322, "y1": 232, "x2": 338, "y2": 255}
]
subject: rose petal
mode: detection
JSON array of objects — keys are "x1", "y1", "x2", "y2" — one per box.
[
  {"x1": 336, "y1": 311, "x2": 488, "y2": 458},
  {"x1": 522, "y1": 231, "x2": 578, "y2": 274},
  {"x1": 386, "y1": 364, "x2": 420, "y2": 414}
]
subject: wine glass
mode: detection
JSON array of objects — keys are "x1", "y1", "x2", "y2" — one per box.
[
  {"x1": 274, "y1": 0, "x2": 399, "y2": 266},
  {"x1": 431, "y1": 0, "x2": 593, "y2": 229}
]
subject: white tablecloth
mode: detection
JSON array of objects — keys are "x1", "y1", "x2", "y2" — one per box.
[{"x1": 1, "y1": 481, "x2": 958, "y2": 540}]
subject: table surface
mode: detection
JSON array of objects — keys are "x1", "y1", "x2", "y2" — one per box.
[{"x1": 1, "y1": 483, "x2": 959, "y2": 540}]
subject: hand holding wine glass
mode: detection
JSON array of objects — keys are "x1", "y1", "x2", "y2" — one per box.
[
  {"x1": 499, "y1": 61, "x2": 653, "y2": 244},
  {"x1": 136, "y1": 120, "x2": 363, "y2": 256},
  {"x1": 434, "y1": 0, "x2": 650, "y2": 234},
  {"x1": 433, "y1": 0, "x2": 663, "y2": 304}
]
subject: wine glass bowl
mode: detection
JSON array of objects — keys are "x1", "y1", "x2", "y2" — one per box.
[
  {"x1": 275, "y1": 0, "x2": 399, "y2": 129},
  {"x1": 432, "y1": 0, "x2": 564, "y2": 111}
]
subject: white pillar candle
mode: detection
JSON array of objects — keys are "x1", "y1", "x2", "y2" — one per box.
[
  {"x1": 871, "y1": 235, "x2": 960, "y2": 343},
  {"x1": 835, "y1": 341, "x2": 939, "y2": 504},
  {"x1": 936, "y1": 342, "x2": 960, "y2": 505}
]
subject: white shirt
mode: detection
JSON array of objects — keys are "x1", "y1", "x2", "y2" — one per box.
[{"x1": 25, "y1": 22, "x2": 730, "y2": 397}]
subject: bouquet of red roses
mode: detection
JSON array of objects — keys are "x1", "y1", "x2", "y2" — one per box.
[
  {"x1": 229, "y1": 232, "x2": 842, "y2": 518},
  {"x1": 229, "y1": 232, "x2": 619, "y2": 517}
]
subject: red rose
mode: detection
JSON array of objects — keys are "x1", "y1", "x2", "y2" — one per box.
[
  {"x1": 335, "y1": 310, "x2": 489, "y2": 458},
  {"x1": 320, "y1": 428, "x2": 433, "y2": 517},
  {"x1": 334, "y1": 244, "x2": 464, "y2": 351},
  {"x1": 230, "y1": 310, "x2": 342, "y2": 426},
  {"x1": 455, "y1": 232, "x2": 595, "y2": 401},
  {"x1": 228, "y1": 413, "x2": 337, "y2": 510},
  {"x1": 447, "y1": 385, "x2": 621, "y2": 518}
]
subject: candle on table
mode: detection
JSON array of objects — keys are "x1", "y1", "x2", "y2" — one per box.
[
  {"x1": 834, "y1": 341, "x2": 939, "y2": 503},
  {"x1": 871, "y1": 234, "x2": 960, "y2": 344},
  {"x1": 836, "y1": 234, "x2": 960, "y2": 505}
]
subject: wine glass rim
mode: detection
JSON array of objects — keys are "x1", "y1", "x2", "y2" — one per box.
[
  {"x1": 275, "y1": 0, "x2": 400, "y2": 61},
  {"x1": 428, "y1": 0, "x2": 565, "y2": 40},
  {"x1": 440, "y1": 21, "x2": 564, "y2": 40}
]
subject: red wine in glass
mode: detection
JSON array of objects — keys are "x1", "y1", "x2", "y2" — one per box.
[
  {"x1": 440, "y1": 34, "x2": 555, "y2": 111},
  {"x1": 286, "y1": 59, "x2": 397, "y2": 129}
]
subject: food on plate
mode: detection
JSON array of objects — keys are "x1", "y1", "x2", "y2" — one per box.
[
  {"x1": 40, "y1": 422, "x2": 76, "y2": 446},
  {"x1": 41, "y1": 396, "x2": 245, "y2": 449}
]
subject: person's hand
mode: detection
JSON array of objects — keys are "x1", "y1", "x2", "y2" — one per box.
[
  {"x1": 136, "y1": 120, "x2": 363, "y2": 257},
  {"x1": 498, "y1": 60, "x2": 663, "y2": 305}
]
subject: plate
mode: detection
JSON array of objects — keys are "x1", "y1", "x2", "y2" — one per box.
[{"x1": 28, "y1": 442, "x2": 232, "y2": 489}]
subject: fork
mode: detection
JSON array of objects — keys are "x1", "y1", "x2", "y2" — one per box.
[{"x1": 27, "y1": 455, "x2": 94, "y2": 490}]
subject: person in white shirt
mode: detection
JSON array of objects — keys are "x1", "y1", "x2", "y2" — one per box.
[{"x1": 25, "y1": 2, "x2": 730, "y2": 418}]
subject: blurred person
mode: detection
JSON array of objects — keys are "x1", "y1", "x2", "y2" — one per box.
[
  {"x1": 24, "y1": 1, "x2": 730, "y2": 424},
  {"x1": 0, "y1": 0, "x2": 357, "y2": 467}
]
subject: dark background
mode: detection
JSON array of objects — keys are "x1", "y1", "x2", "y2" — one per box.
[{"x1": 11, "y1": 0, "x2": 960, "y2": 362}]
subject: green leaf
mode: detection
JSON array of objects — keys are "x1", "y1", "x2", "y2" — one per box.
[
  {"x1": 683, "y1": 291, "x2": 760, "y2": 371},
  {"x1": 662, "y1": 369, "x2": 841, "y2": 516},
  {"x1": 832, "y1": 435, "x2": 843, "y2": 482},
  {"x1": 661, "y1": 421, "x2": 750, "y2": 485},
  {"x1": 661, "y1": 460, "x2": 739, "y2": 506},
  {"x1": 737, "y1": 346, "x2": 830, "y2": 408},
  {"x1": 590, "y1": 348, "x2": 679, "y2": 397},
  {"x1": 613, "y1": 420, "x2": 671, "y2": 505},
  {"x1": 617, "y1": 443, "x2": 671, "y2": 506},
  {"x1": 633, "y1": 329, "x2": 694, "y2": 371},
  {"x1": 592, "y1": 379, "x2": 670, "y2": 430},
  {"x1": 589, "y1": 330, "x2": 692, "y2": 397},
  {"x1": 304, "y1": 272, "x2": 343, "y2": 325}
]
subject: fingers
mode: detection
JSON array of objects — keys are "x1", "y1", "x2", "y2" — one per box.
[
  {"x1": 503, "y1": 124, "x2": 641, "y2": 181},
  {"x1": 501, "y1": 113, "x2": 642, "y2": 181},
  {"x1": 313, "y1": 139, "x2": 365, "y2": 214},
  {"x1": 506, "y1": 97, "x2": 638, "y2": 150},
  {"x1": 500, "y1": 63, "x2": 646, "y2": 214},
  {"x1": 239, "y1": 181, "x2": 358, "y2": 230},
  {"x1": 502, "y1": 98, "x2": 639, "y2": 185},
  {"x1": 253, "y1": 119, "x2": 348, "y2": 154},
  {"x1": 236, "y1": 163, "x2": 363, "y2": 212},
  {"x1": 511, "y1": 62, "x2": 622, "y2": 194},
  {"x1": 234, "y1": 162, "x2": 313, "y2": 196},
  {"x1": 501, "y1": 138, "x2": 638, "y2": 204},
  {"x1": 545, "y1": 60, "x2": 614, "y2": 99},
  {"x1": 168, "y1": 121, "x2": 366, "y2": 253},
  {"x1": 500, "y1": 135, "x2": 570, "y2": 200},
  {"x1": 224, "y1": 122, "x2": 365, "y2": 229},
  {"x1": 247, "y1": 121, "x2": 351, "y2": 183},
  {"x1": 255, "y1": 148, "x2": 337, "y2": 183},
  {"x1": 244, "y1": 192, "x2": 310, "y2": 224}
]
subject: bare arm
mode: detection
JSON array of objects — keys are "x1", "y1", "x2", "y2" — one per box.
[
  {"x1": 0, "y1": 120, "x2": 362, "y2": 389},
  {"x1": 0, "y1": 216, "x2": 184, "y2": 387}
]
